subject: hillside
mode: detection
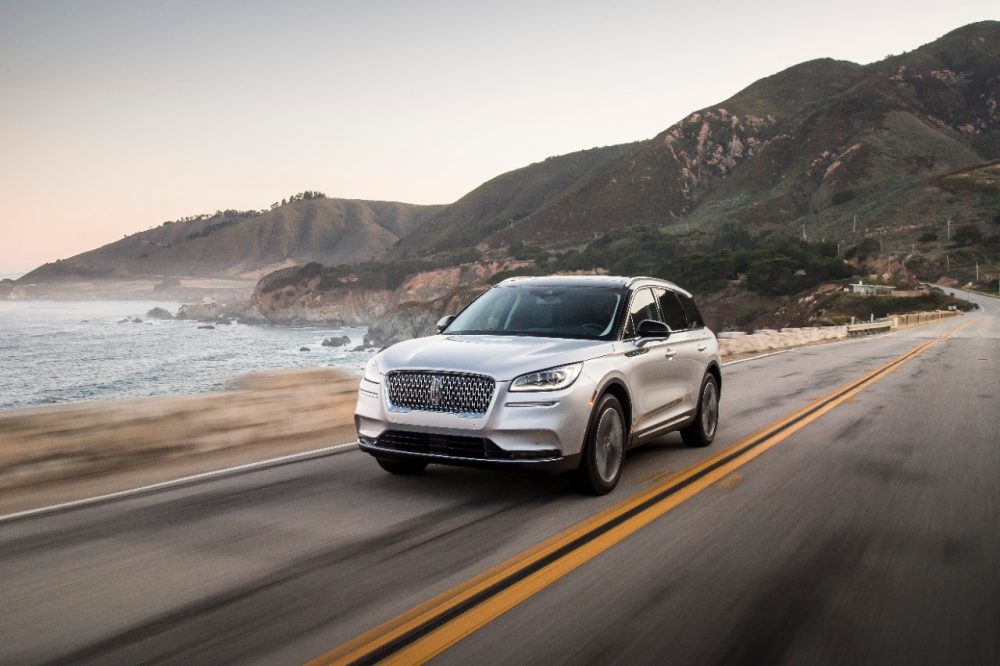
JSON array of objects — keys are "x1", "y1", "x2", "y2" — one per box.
[
  {"x1": 391, "y1": 143, "x2": 641, "y2": 258},
  {"x1": 394, "y1": 21, "x2": 1000, "y2": 257},
  {"x1": 20, "y1": 196, "x2": 444, "y2": 283}
]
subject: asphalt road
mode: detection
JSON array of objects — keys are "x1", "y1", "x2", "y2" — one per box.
[{"x1": 1, "y1": 291, "x2": 997, "y2": 665}]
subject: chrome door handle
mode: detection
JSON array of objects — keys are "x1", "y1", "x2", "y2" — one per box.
[
  {"x1": 664, "y1": 349, "x2": 676, "y2": 359},
  {"x1": 697, "y1": 344, "x2": 708, "y2": 352}
]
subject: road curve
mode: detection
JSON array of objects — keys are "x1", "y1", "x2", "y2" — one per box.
[{"x1": 1, "y1": 293, "x2": 997, "y2": 665}]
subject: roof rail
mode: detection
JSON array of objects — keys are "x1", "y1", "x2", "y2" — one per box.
[{"x1": 625, "y1": 276, "x2": 658, "y2": 286}]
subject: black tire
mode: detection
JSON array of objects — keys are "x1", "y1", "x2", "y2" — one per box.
[
  {"x1": 376, "y1": 457, "x2": 428, "y2": 475},
  {"x1": 681, "y1": 374, "x2": 720, "y2": 448},
  {"x1": 572, "y1": 394, "x2": 626, "y2": 495}
]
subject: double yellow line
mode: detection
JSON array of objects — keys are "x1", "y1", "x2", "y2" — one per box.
[{"x1": 312, "y1": 318, "x2": 974, "y2": 666}]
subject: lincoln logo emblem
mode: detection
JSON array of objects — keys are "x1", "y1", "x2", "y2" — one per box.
[{"x1": 428, "y1": 376, "x2": 443, "y2": 405}]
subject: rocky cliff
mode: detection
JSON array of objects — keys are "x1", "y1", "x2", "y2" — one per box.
[
  {"x1": 362, "y1": 284, "x2": 487, "y2": 348},
  {"x1": 247, "y1": 260, "x2": 524, "y2": 327}
]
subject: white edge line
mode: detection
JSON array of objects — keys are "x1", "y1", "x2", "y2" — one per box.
[{"x1": 0, "y1": 441, "x2": 359, "y2": 525}]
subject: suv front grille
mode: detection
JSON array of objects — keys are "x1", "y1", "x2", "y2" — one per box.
[
  {"x1": 386, "y1": 371, "x2": 495, "y2": 415},
  {"x1": 373, "y1": 431, "x2": 558, "y2": 461}
]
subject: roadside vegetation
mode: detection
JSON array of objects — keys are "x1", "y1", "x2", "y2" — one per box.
[{"x1": 494, "y1": 227, "x2": 852, "y2": 296}]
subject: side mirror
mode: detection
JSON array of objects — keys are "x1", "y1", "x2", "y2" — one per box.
[
  {"x1": 636, "y1": 319, "x2": 670, "y2": 339},
  {"x1": 436, "y1": 314, "x2": 456, "y2": 333}
]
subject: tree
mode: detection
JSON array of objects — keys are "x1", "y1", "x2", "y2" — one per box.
[
  {"x1": 953, "y1": 224, "x2": 983, "y2": 247},
  {"x1": 845, "y1": 238, "x2": 880, "y2": 260}
]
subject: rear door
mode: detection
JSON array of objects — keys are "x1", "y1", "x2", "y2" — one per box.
[
  {"x1": 654, "y1": 288, "x2": 706, "y2": 416},
  {"x1": 621, "y1": 288, "x2": 687, "y2": 437}
]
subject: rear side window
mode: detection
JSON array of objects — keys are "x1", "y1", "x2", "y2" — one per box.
[
  {"x1": 622, "y1": 288, "x2": 661, "y2": 338},
  {"x1": 676, "y1": 292, "x2": 705, "y2": 329},
  {"x1": 655, "y1": 289, "x2": 689, "y2": 331}
]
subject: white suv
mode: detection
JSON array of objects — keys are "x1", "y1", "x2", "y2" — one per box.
[{"x1": 355, "y1": 275, "x2": 721, "y2": 494}]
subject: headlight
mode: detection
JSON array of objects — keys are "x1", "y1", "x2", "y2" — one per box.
[
  {"x1": 363, "y1": 358, "x2": 381, "y2": 384},
  {"x1": 509, "y1": 362, "x2": 582, "y2": 392}
]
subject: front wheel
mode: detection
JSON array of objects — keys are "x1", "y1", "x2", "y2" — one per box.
[
  {"x1": 681, "y1": 374, "x2": 719, "y2": 448},
  {"x1": 376, "y1": 457, "x2": 428, "y2": 475},
  {"x1": 573, "y1": 394, "x2": 626, "y2": 495}
]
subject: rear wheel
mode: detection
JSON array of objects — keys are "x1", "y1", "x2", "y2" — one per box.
[
  {"x1": 376, "y1": 457, "x2": 428, "y2": 475},
  {"x1": 681, "y1": 374, "x2": 719, "y2": 448},
  {"x1": 573, "y1": 394, "x2": 626, "y2": 495}
]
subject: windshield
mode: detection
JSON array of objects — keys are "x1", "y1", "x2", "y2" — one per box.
[{"x1": 445, "y1": 285, "x2": 624, "y2": 340}]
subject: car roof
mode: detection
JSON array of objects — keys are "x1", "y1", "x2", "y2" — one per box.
[{"x1": 496, "y1": 274, "x2": 691, "y2": 296}]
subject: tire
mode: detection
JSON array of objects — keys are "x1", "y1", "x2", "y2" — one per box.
[
  {"x1": 572, "y1": 394, "x2": 626, "y2": 495},
  {"x1": 681, "y1": 374, "x2": 719, "y2": 448},
  {"x1": 376, "y1": 457, "x2": 428, "y2": 475}
]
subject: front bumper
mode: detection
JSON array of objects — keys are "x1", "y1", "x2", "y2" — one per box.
[{"x1": 354, "y1": 374, "x2": 595, "y2": 471}]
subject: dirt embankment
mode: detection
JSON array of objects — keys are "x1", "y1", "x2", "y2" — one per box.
[{"x1": 0, "y1": 368, "x2": 358, "y2": 514}]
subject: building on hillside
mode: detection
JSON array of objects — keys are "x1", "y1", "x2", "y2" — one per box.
[{"x1": 847, "y1": 281, "x2": 896, "y2": 296}]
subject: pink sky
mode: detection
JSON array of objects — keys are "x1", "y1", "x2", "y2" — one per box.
[{"x1": 1, "y1": 0, "x2": 996, "y2": 275}]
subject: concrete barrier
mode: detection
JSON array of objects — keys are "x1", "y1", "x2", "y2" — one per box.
[
  {"x1": 719, "y1": 326, "x2": 847, "y2": 356},
  {"x1": 720, "y1": 309, "x2": 961, "y2": 356},
  {"x1": 893, "y1": 310, "x2": 962, "y2": 328}
]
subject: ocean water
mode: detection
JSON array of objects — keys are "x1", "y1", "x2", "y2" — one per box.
[{"x1": 0, "y1": 300, "x2": 370, "y2": 410}]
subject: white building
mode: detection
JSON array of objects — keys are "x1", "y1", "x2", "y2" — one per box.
[{"x1": 848, "y1": 281, "x2": 896, "y2": 296}]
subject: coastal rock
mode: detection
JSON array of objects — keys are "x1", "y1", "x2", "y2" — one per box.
[
  {"x1": 175, "y1": 297, "x2": 243, "y2": 323},
  {"x1": 197, "y1": 324, "x2": 215, "y2": 330},
  {"x1": 321, "y1": 335, "x2": 351, "y2": 348},
  {"x1": 146, "y1": 307, "x2": 173, "y2": 320},
  {"x1": 363, "y1": 284, "x2": 485, "y2": 348},
  {"x1": 299, "y1": 346, "x2": 311, "y2": 352}
]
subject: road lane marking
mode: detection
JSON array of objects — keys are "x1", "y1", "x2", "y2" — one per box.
[
  {"x1": 0, "y1": 441, "x2": 359, "y2": 524},
  {"x1": 312, "y1": 317, "x2": 975, "y2": 666}
]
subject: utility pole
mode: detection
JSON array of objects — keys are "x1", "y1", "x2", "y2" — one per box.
[
  {"x1": 853, "y1": 214, "x2": 857, "y2": 233},
  {"x1": 976, "y1": 262, "x2": 980, "y2": 282},
  {"x1": 801, "y1": 224, "x2": 806, "y2": 241},
  {"x1": 946, "y1": 253, "x2": 950, "y2": 272},
  {"x1": 947, "y1": 218, "x2": 951, "y2": 240}
]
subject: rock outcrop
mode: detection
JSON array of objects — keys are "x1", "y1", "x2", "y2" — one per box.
[
  {"x1": 249, "y1": 261, "x2": 522, "y2": 327},
  {"x1": 363, "y1": 284, "x2": 486, "y2": 348},
  {"x1": 146, "y1": 307, "x2": 173, "y2": 320}
]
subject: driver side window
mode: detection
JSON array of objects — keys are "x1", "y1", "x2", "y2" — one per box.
[{"x1": 622, "y1": 288, "x2": 662, "y2": 338}]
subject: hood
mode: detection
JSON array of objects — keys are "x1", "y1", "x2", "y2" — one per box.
[{"x1": 374, "y1": 334, "x2": 614, "y2": 381}]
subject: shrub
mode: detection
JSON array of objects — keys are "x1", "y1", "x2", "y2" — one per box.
[
  {"x1": 953, "y1": 224, "x2": 983, "y2": 247},
  {"x1": 831, "y1": 189, "x2": 858, "y2": 205}
]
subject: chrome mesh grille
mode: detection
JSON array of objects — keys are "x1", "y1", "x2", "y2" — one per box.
[{"x1": 386, "y1": 372, "x2": 495, "y2": 415}]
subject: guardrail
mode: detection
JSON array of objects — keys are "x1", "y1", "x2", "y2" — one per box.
[{"x1": 846, "y1": 320, "x2": 892, "y2": 336}]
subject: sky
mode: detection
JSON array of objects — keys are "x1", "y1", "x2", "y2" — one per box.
[{"x1": 0, "y1": 0, "x2": 996, "y2": 274}]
